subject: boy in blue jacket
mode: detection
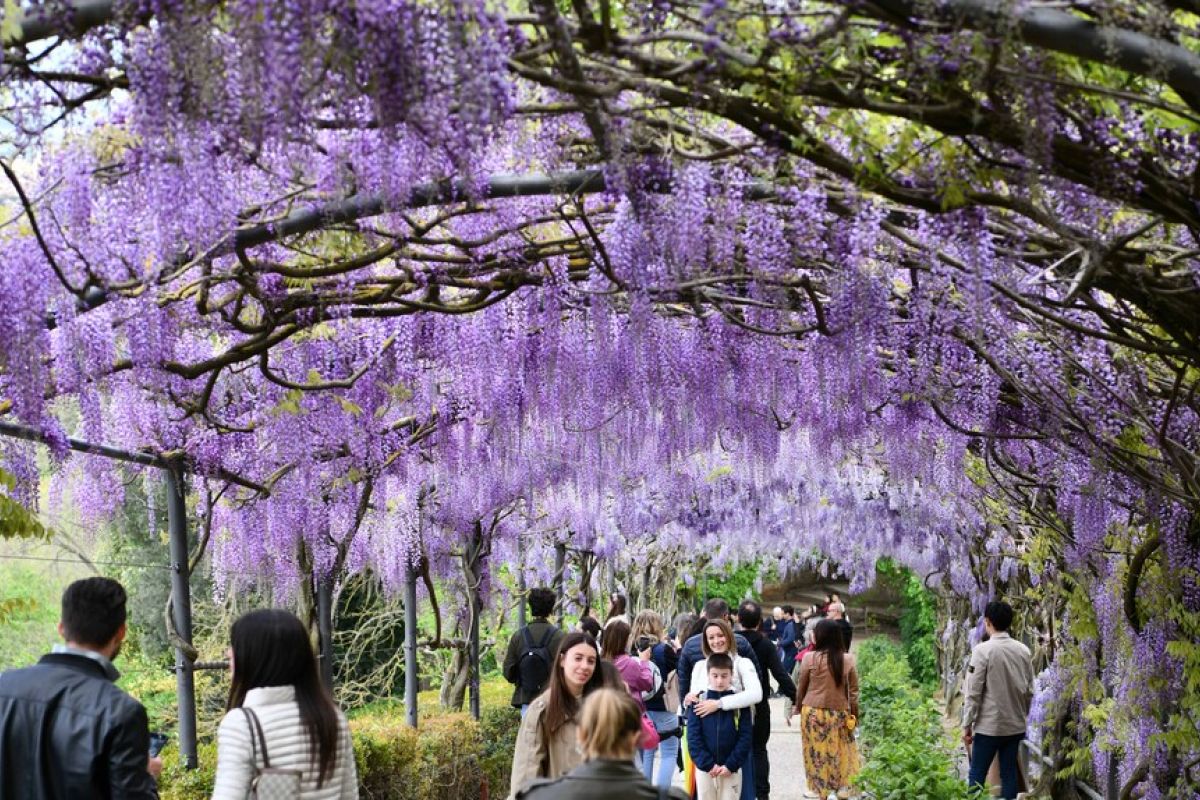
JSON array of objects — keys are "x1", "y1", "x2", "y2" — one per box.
[{"x1": 686, "y1": 653, "x2": 753, "y2": 800}]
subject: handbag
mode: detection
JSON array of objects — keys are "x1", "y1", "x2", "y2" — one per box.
[
  {"x1": 639, "y1": 711, "x2": 662, "y2": 750},
  {"x1": 842, "y1": 662, "x2": 858, "y2": 733},
  {"x1": 242, "y1": 707, "x2": 303, "y2": 799}
]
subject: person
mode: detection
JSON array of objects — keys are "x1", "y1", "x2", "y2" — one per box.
[
  {"x1": 510, "y1": 632, "x2": 607, "y2": 797},
  {"x1": 672, "y1": 612, "x2": 699, "y2": 649},
  {"x1": 677, "y1": 598, "x2": 761, "y2": 700},
  {"x1": 605, "y1": 592, "x2": 630, "y2": 627},
  {"x1": 737, "y1": 601, "x2": 797, "y2": 800},
  {"x1": 0, "y1": 577, "x2": 161, "y2": 799},
  {"x1": 767, "y1": 607, "x2": 783, "y2": 644},
  {"x1": 827, "y1": 601, "x2": 853, "y2": 650},
  {"x1": 504, "y1": 587, "x2": 566, "y2": 715},
  {"x1": 579, "y1": 615, "x2": 602, "y2": 642},
  {"x1": 962, "y1": 600, "x2": 1034, "y2": 800},
  {"x1": 632, "y1": 610, "x2": 681, "y2": 788},
  {"x1": 515, "y1": 688, "x2": 690, "y2": 800},
  {"x1": 792, "y1": 620, "x2": 860, "y2": 799},
  {"x1": 599, "y1": 621, "x2": 655, "y2": 710},
  {"x1": 211, "y1": 609, "x2": 357, "y2": 799},
  {"x1": 686, "y1": 654, "x2": 753, "y2": 800},
  {"x1": 777, "y1": 605, "x2": 798, "y2": 666}
]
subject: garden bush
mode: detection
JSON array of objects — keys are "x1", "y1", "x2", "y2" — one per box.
[
  {"x1": 157, "y1": 706, "x2": 523, "y2": 799},
  {"x1": 854, "y1": 637, "x2": 980, "y2": 800}
]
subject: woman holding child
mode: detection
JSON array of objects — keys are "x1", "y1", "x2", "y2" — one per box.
[{"x1": 683, "y1": 619, "x2": 762, "y2": 800}]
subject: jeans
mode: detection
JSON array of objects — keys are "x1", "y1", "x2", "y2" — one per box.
[
  {"x1": 969, "y1": 732, "x2": 1024, "y2": 800},
  {"x1": 640, "y1": 709, "x2": 680, "y2": 788}
]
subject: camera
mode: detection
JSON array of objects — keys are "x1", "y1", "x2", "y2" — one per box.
[{"x1": 635, "y1": 635, "x2": 655, "y2": 652}]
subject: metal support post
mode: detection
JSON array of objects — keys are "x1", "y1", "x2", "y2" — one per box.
[
  {"x1": 165, "y1": 465, "x2": 197, "y2": 769},
  {"x1": 317, "y1": 576, "x2": 335, "y2": 690},
  {"x1": 516, "y1": 535, "x2": 527, "y2": 630},
  {"x1": 467, "y1": 524, "x2": 483, "y2": 721},
  {"x1": 403, "y1": 563, "x2": 419, "y2": 727}
]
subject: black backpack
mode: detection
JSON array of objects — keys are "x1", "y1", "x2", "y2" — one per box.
[{"x1": 518, "y1": 626, "x2": 557, "y2": 694}]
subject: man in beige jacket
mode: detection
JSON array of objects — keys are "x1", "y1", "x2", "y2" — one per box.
[{"x1": 962, "y1": 600, "x2": 1034, "y2": 800}]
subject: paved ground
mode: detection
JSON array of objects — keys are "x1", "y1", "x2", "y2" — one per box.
[{"x1": 765, "y1": 695, "x2": 810, "y2": 800}]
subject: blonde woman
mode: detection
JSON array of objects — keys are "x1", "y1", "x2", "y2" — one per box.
[
  {"x1": 514, "y1": 689, "x2": 690, "y2": 800},
  {"x1": 631, "y1": 610, "x2": 681, "y2": 787}
]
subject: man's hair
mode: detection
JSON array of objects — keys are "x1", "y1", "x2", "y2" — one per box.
[
  {"x1": 579, "y1": 616, "x2": 601, "y2": 640},
  {"x1": 702, "y1": 597, "x2": 730, "y2": 620},
  {"x1": 781, "y1": 604, "x2": 795, "y2": 616},
  {"x1": 706, "y1": 652, "x2": 734, "y2": 674},
  {"x1": 985, "y1": 600, "x2": 1014, "y2": 632},
  {"x1": 737, "y1": 600, "x2": 762, "y2": 630},
  {"x1": 61, "y1": 577, "x2": 127, "y2": 647},
  {"x1": 528, "y1": 587, "x2": 556, "y2": 619}
]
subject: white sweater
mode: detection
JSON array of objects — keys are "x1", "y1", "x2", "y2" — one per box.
[
  {"x1": 211, "y1": 685, "x2": 358, "y2": 799},
  {"x1": 688, "y1": 654, "x2": 763, "y2": 710}
]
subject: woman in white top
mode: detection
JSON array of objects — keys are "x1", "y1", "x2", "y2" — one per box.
[
  {"x1": 683, "y1": 618, "x2": 762, "y2": 715},
  {"x1": 212, "y1": 609, "x2": 358, "y2": 799}
]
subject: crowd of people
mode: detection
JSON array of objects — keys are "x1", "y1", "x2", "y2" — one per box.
[
  {"x1": 0, "y1": 578, "x2": 1031, "y2": 800},
  {"x1": 506, "y1": 591, "x2": 863, "y2": 800}
]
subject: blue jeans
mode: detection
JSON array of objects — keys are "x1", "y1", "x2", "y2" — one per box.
[
  {"x1": 969, "y1": 732, "x2": 1024, "y2": 800},
  {"x1": 640, "y1": 709, "x2": 680, "y2": 788}
]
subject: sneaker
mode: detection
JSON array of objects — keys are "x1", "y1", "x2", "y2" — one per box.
[{"x1": 802, "y1": 792, "x2": 819, "y2": 799}]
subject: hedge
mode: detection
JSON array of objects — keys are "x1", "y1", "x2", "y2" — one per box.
[
  {"x1": 158, "y1": 705, "x2": 521, "y2": 800},
  {"x1": 853, "y1": 637, "x2": 982, "y2": 800}
]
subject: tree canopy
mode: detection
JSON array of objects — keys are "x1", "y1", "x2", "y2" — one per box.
[{"x1": 0, "y1": 0, "x2": 1198, "y2": 794}]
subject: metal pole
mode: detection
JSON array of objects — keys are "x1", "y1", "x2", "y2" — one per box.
[
  {"x1": 403, "y1": 563, "x2": 419, "y2": 727},
  {"x1": 467, "y1": 524, "x2": 483, "y2": 721},
  {"x1": 317, "y1": 576, "x2": 335, "y2": 690},
  {"x1": 554, "y1": 542, "x2": 567, "y2": 628},
  {"x1": 165, "y1": 465, "x2": 197, "y2": 769},
  {"x1": 516, "y1": 535, "x2": 527, "y2": 630}
]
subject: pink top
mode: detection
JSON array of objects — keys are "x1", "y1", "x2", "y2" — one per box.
[{"x1": 612, "y1": 654, "x2": 654, "y2": 712}]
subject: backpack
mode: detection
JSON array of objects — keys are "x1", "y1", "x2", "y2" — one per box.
[
  {"x1": 518, "y1": 625, "x2": 557, "y2": 695},
  {"x1": 640, "y1": 658, "x2": 664, "y2": 702}
]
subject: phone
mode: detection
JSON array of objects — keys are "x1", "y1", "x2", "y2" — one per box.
[{"x1": 149, "y1": 732, "x2": 169, "y2": 758}]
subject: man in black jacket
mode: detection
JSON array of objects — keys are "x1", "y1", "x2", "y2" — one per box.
[
  {"x1": 0, "y1": 577, "x2": 160, "y2": 799},
  {"x1": 738, "y1": 601, "x2": 797, "y2": 800},
  {"x1": 503, "y1": 587, "x2": 566, "y2": 714}
]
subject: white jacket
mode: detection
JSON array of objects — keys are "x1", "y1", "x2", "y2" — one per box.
[
  {"x1": 688, "y1": 653, "x2": 762, "y2": 710},
  {"x1": 211, "y1": 685, "x2": 358, "y2": 799}
]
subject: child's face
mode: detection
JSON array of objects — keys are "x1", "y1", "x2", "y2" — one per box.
[{"x1": 708, "y1": 667, "x2": 732, "y2": 692}]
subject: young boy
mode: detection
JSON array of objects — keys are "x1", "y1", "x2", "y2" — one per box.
[{"x1": 686, "y1": 653, "x2": 753, "y2": 800}]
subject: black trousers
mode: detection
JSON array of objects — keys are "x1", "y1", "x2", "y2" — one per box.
[{"x1": 752, "y1": 703, "x2": 772, "y2": 799}]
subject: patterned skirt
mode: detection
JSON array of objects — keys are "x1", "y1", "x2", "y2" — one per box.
[{"x1": 800, "y1": 705, "x2": 861, "y2": 794}]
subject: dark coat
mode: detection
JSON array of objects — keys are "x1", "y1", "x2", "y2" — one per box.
[
  {"x1": 516, "y1": 758, "x2": 690, "y2": 800},
  {"x1": 777, "y1": 618, "x2": 798, "y2": 665},
  {"x1": 676, "y1": 629, "x2": 760, "y2": 699},
  {"x1": 740, "y1": 629, "x2": 797, "y2": 711},
  {"x1": 685, "y1": 690, "x2": 753, "y2": 773},
  {"x1": 503, "y1": 619, "x2": 566, "y2": 707},
  {"x1": 0, "y1": 653, "x2": 158, "y2": 799}
]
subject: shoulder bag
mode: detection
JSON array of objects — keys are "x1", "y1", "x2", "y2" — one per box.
[{"x1": 241, "y1": 707, "x2": 303, "y2": 799}]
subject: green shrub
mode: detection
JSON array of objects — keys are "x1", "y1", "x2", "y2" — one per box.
[
  {"x1": 854, "y1": 636, "x2": 982, "y2": 800},
  {"x1": 156, "y1": 707, "x2": 522, "y2": 800}
]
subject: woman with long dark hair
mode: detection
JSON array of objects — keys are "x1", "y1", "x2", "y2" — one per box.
[
  {"x1": 605, "y1": 592, "x2": 629, "y2": 626},
  {"x1": 515, "y1": 689, "x2": 689, "y2": 800},
  {"x1": 211, "y1": 609, "x2": 357, "y2": 799},
  {"x1": 599, "y1": 620, "x2": 655, "y2": 710},
  {"x1": 791, "y1": 619, "x2": 859, "y2": 799},
  {"x1": 510, "y1": 631, "x2": 608, "y2": 797}
]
